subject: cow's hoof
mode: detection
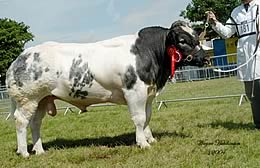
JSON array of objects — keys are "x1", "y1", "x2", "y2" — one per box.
[
  {"x1": 17, "y1": 151, "x2": 30, "y2": 158},
  {"x1": 138, "y1": 141, "x2": 151, "y2": 149},
  {"x1": 36, "y1": 151, "x2": 45, "y2": 155},
  {"x1": 147, "y1": 137, "x2": 157, "y2": 144},
  {"x1": 22, "y1": 153, "x2": 30, "y2": 158},
  {"x1": 33, "y1": 149, "x2": 45, "y2": 155}
]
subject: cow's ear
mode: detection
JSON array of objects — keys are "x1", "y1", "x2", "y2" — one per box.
[
  {"x1": 166, "y1": 30, "x2": 177, "y2": 46},
  {"x1": 170, "y1": 20, "x2": 187, "y2": 29}
]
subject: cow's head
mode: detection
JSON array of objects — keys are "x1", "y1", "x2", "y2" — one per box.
[{"x1": 166, "y1": 20, "x2": 210, "y2": 67}]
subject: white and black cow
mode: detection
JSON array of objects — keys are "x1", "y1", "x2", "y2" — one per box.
[{"x1": 6, "y1": 21, "x2": 209, "y2": 157}]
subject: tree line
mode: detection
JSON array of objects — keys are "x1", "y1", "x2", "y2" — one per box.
[{"x1": 0, "y1": 18, "x2": 33, "y2": 85}]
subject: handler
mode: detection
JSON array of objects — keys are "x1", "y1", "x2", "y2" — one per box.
[{"x1": 207, "y1": 0, "x2": 260, "y2": 129}]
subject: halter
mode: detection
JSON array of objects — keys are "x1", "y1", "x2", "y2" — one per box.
[
  {"x1": 186, "y1": 45, "x2": 202, "y2": 61},
  {"x1": 199, "y1": 14, "x2": 210, "y2": 41},
  {"x1": 167, "y1": 45, "x2": 201, "y2": 78}
]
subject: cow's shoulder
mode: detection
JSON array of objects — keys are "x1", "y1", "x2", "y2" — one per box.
[{"x1": 131, "y1": 26, "x2": 170, "y2": 89}]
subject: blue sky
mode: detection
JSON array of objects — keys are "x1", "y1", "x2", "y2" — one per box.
[{"x1": 0, "y1": 0, "x2": 191, "y2": 46}]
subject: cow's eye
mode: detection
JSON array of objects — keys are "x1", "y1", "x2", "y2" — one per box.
[{"x1": 179, "y1": 39, "x2": 186, "y2": 44}]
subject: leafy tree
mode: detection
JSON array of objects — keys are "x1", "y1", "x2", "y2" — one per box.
[
  {"x1": 0, "y1": 18, "x2": 34, "y2": 85},
  {"x1": 180, "y1": 0, "x2": 240, "y2": 38}
]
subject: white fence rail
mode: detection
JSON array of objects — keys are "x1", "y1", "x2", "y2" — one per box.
[
  {"x1": 156, "y1": 94, "x2": 247, "y2": 111},
  {"x1": 0, "y1": 86, "x2": 8, "y2": 100}
]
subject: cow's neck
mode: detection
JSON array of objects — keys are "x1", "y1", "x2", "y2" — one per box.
[{"x1": 131, "y1": 26, "x2": 171, "y2": 91}]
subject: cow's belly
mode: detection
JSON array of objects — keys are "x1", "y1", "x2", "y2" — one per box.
[{"x1": 51, "y1": 79, "x2": 126, "y2": 110}]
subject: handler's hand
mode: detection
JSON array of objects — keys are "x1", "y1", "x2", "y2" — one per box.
[{"x1": 206, "y1": 11, "x2": 218, "y2": 25}]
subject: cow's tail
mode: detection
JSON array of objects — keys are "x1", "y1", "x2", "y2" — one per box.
[{"x1": 6, "y1": 98, "x2": 16, "y2": 120}]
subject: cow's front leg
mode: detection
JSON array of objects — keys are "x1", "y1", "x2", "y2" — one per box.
[
  {"x1": 14, "y1": 108, "x2": 31, "y2": 158},
  {"x1": 144, "y1": 93, "x2": 156, "y2": 143},
  {"x1": 144, "y1": 126, "x2": 157, "y2": 144},
  {"x1": 131, "y1": 113, "x2": 150, "y2": 148},
  {"x1": 124, "y1": 86, "x2": 150, "y2": 148}
]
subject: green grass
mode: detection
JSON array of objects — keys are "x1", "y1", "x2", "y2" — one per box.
[{"x1": 1, "y1": 77, "x2": 260, "y2": 167}]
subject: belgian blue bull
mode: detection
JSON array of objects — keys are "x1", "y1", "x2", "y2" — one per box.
[{"x1": 6, "y1": 21, "x2": 209, "y2": 157}]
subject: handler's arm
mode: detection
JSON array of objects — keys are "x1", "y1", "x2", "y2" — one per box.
[
  {"x1": 207, "y1": 11, "x2": 237, "y2": 39},
  {"x1": 212, "y1": 20, "x2": 237, "y2": 39}
]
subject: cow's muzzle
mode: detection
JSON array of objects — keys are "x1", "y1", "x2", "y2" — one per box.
[
  {"x1": 184, "y1": 45, "x2": 202, "y2": 62},
  {"x1": 191, "y1": 46, "x2": 211, "y2": 67}
]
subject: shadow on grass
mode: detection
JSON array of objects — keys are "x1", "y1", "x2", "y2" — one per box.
[
  {"x1": 31, "y1": 131, "x2": 189, "y2": 151},
  {"x1": 197, "y1": 120, "x2": 255, "y2": 130}
]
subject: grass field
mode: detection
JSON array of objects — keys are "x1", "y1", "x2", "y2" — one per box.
[{"x1": 1, "y1": 77, "x2": 260, "y2": 167}]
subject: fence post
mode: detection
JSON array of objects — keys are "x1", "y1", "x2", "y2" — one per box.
[{"x1": 239, "y1": 94, "x2": 248, "y2": 106}]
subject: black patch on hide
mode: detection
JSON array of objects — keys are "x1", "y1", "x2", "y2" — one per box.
[
  {"x1": 131, "y1": 22, "x2": 205, "y2": 90},
  {"x1": 33, "y1": 52, "x2": 41, "y2": 62},
  {"x1": 123, "y1": 65, "x2": 137, "y2": 90},
  {"x1": 11, "y1": 52, "x2": 46, "y2": 87},
  {"x1": 73, "y1": 90, "x2": 89, "y2": 99},
  {"x1": 69, "y1": 55, "x2": 94, "y2": 99},
  {"x1": 131, "y1": 26, "x2": 172, "y2": 90},
  {"x1": 27, "y1": 52, "x2": 43, "y2": 81},
  {"x1": 45, "y1": 67, "x2": 50, "y2": 72},
  {"x1": 12, "y1": 53, "x2": 31, "y2": 87},
  {"x1": 56, "y1": 71, "x2": 62, "y2": 78}
]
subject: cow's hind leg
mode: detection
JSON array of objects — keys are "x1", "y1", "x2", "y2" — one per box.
[
  {"x1": 124, "y1": 87, "x2": 150, "y2": 148},
  {"x1": 30, "y1": 98, "x2": 47, "y2": 155},
  {"x1": 14, "y1": 105, "x2": 35, "y2": 158}
]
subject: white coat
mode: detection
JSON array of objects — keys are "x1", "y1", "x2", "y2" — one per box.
[{"x1": 212, "y1": 0, "x2": 260, "y2": 81}]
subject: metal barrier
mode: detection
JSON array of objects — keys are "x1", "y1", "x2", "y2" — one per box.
[
  {"x1": 156, "y1": 94, "x2": 247, "y2": 111},
  {"x1": 0, "y1": 86, "x2": 8, "y2": 100},
  {"x1": 0, "y1": 99, "x2": 10, "y2": 120},
  {"x1": 174, "y1": 53, "x2": 237, "y2": 82},
  {"x1": 156, "y1": 53, "x2": 246, "y2": 111}
]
